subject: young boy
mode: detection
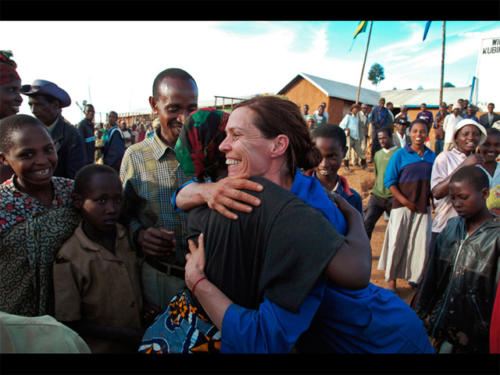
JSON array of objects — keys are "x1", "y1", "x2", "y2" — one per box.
[
  {"x1": 53, "y1": 164, "x2": 144, "y2": 353},
  {"x1": 308, "y1": 124, "x2": 363, "y2": 214},
  {"x1": 363, "y1": 127, "x2": 399, "y2": 240},
  {"x1": 415, "y1": 165, "x2": 500, "y2": 353}
]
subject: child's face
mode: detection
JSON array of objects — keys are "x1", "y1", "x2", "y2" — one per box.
[
  {"x1": 313, "y1": 136, "x2": 345, "y2": 179},
  {"x1": 77, "y1": 173, "x2": 123, "y2": 233},
  {"x1": 0, "y1": 126, "x2": 57, "y2": 188},
  {"x1": 479, "y1": 134, "x2": 500, "y2": 163},
  {"x1": 449, "y1": 180, "x2": 488, "y2": 219}
]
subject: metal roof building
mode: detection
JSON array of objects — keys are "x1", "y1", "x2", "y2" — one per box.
[{"x1": 379, "y1": 86, "x2": 472, "y2": 108}]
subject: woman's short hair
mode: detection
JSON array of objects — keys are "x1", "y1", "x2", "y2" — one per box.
[{"x1": 234, "y1": 96, "x2": 321, "y2": 175}]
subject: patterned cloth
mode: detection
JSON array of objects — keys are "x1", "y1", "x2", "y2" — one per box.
[
  {"x1": 120, "y1": 128, "x2": 190, "y2": 266},
  {"x1": 175, "y1": 108, "x2": 229, "y2": 182},
  {"x1": 0, "y1": 177, "x2": 74, "y2": 237},
  {"x1": 139, "y1": 289, "x2": 221, "y2": 354},
  {"x1": 0, "y1": 207, "x2": 81, "y2": 316},
  {"x1": 0, "y1": 51, "x2": 20, "y2": 85}
]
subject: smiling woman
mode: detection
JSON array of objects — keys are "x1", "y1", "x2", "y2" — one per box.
[{"x1": 0, "y1": 114, "x2": 80, "y2": 317}]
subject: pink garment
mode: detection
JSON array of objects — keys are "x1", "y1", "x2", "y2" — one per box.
[{"x1": 430, "y1": 148, "x2": 466, "y2": 233}]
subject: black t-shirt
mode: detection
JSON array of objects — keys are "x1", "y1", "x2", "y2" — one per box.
[{"x1": 187, "y1": 176, "x2": 344, "y2": 313}]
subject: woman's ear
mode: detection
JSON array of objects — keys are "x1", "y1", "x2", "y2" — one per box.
[
  {"x1": 73, "y1": 193, "x2": 84, "y2": 210},
  {"x1": 270, "y1": 134, "x2": 289, "y2": 158}
]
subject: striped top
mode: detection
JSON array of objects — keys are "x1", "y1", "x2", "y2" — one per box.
[{"x1": 384, "y1": 145, "x2": 436, "y2": 213}]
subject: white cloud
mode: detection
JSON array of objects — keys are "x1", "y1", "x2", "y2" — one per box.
[{"x1": 3, "y1": 21, "x2": 499, "y2": 123}]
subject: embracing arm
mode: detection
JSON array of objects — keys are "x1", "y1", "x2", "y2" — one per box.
[
  {"x1": 175, "y1": 174, "x2": 263, "y2": 220},
  {"x1": 185, "y1": 234, "x2": 322, "y2": 353},
  {"x1": 323, "y1": 194, "x2": 371, "y2": 290}
]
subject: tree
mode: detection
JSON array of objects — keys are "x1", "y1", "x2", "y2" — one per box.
[
  {"x1": 444, "y1": 82, "x2": 455, "y2": 87},
  {"x1": 367, "y1": 63, "x2": 385, "y2": 86},
  {"x1": 417, "y1": 85, "x2": 424, "y2": 90}
]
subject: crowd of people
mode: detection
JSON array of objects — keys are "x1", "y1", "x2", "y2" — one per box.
[{"x1": 0, "y1": 50, "x2": 499, "y2": 354}]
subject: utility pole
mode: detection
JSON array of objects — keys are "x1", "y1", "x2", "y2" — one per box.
[
  {"x1": 356, "y1": 21, "x2": 373, "y2": 104},
  {"x1": 439, "y1": 21, "x2": 446, "y2": 106}
]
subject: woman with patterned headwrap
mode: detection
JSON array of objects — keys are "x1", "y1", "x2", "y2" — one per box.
[{"x1": 0, "y1": 51, "x2": 22, "y2": 184}]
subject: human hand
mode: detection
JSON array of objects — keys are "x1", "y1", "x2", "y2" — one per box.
[
  {"x1": 138, "y1": 227, "x2": 176, "y2": 257},
  {"x1": 186, "y1": 233, "x2": 206, "y2": 291},
  {"x1": 461, "y1": 153, "x2": 484, "y2": 167},
  {"x1": 345, "y1": 129, "x2": 351, "y2": 136},
  {"x1": 404, "y1": 201, "x2": 417, "y2": 212},
  {"x1": 332, "y1": 193, "x2": 363, "y2": 226},
  {"x1": 202, "y1": 173, "x2": 263, "y2": 220}
]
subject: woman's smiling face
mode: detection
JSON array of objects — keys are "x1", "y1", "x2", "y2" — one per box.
[{"x1": 218, "y1": 107, "x2": 275, "y2": 178}]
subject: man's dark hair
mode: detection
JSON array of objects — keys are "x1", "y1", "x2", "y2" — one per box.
[
  {"x1": 377, "y1": 127, "x2": 392, "y2": 138},
  {"x1": 74, "y1": 164, "x2": 120, "y2": 196},
  {"x1": 109, "y1": 111, "x2": 117, "y2": 117},
  {"x1": 311, "y1": 124, "x2": 346, "y2": 150},
  {"x1": 450, "y1": 165, "x2": 490, "y2": 192},
  {"x1": 85, "y1": 104, "x2": 94, "y2": 110},
  {"x1": 487, "y1": 127, "x2": 500, "y2": 138},
  {"x1": 152, "y1": 68, "x2": 197, "y2": 100},
  {"x1": 0, "y1": 114, "x2": 47, "y2": 153}
]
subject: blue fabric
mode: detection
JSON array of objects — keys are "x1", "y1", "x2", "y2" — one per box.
[
  {"x1": 311, "y1": 283, "x2": 434, "y2": 353},
  {"x1": 384, "y1": 145, "x2": 436, "y2": 189},
  {"x1": 369, "y1": 106, "x2": 390, "y2": 128},
  {"x1": 290, "y1": 169, "x2": 347, "y2": 236},
  {"x1": 334, "y1": 176, "x2": 363, "y2": 216},
  {"x1": 222, "y1": 168, "x2": 434, "y2": 353},
  {"x1": 171, "y1": 179, "x2": 197, "y2": 213},
  {"x1": 221, "y1": 282, "x2": 325, "y2": 353},
  {"x1": 103, "y1": 126, "x2": 125, "y2": 172}
]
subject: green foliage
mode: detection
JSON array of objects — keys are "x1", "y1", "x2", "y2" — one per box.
[
  {"x1": 367, "y1": 63, "x2": 385, "y2": 86},
  {"x1": 444, "y1": 82, "x2": 455, "y2": 87}
]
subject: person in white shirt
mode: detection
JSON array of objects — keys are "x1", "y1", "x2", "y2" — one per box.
[
  {"x1": 392, "y1": 117, "x2": 410, "y2": 148},
  {"x1": 443, "y1": 104, "x2": 463, "y2": 151},
  {"x1": 313, "y1": 102, "x2": 329, "y2": 123},
  {"x1": 340, "y1": 103, "x2": 366, "y2": 170}
]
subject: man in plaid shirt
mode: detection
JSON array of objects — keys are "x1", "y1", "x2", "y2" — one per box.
[{"x1": 120, "y1": 68, "x2": 198, "y2": 314}]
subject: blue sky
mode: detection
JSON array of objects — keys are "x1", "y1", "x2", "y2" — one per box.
[{"x1": 2, "y1": 20, "x2": 499, "y2": 123}]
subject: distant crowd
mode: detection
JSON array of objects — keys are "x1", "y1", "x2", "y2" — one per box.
[{"x1": 0, "y1": 50, "x2": 499, "y2": 355}]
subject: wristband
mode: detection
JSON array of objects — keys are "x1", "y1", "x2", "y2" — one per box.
[{"x1": 191, "y1": 276, "x2": 207, "y2": 295}]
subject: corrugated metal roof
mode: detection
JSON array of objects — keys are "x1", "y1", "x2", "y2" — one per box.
[
  {"x1": 380, "y1": 87, "x2": 472, "y2": 108},
  {"x1": 278, "y1": 72, "x2": 381, "y2": 106}
]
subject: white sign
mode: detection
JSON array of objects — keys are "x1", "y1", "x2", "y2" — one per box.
[{"x1": 473, "y1": 37, "x2": 500, "y2": 111}]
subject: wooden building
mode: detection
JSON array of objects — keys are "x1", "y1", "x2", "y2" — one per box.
[{"x1": 277, "y1": 72, "x2": 380, "y2": 124}]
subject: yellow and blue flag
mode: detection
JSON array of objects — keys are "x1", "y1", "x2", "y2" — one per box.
[
  {"x1": 349, "y1": 21, "x2": 368, "y2": 52},
  {"x1": 353, "y1": 21, "x2": 367, "y2": 39}
]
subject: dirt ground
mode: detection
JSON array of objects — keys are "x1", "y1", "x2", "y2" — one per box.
[{"x1": 343, "y1": 162, "x2": 417, "y2": 306}]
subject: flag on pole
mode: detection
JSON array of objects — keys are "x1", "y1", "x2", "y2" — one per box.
[
  {"x1": 353, "y1": 21, "x2": 367, "y2": 39},
  {"x1": 422, "y1": 21, "x2": 432, "y2": 41},
  {"x1": 349, "y1": 21, "x2": 368, "y2": 52}
]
